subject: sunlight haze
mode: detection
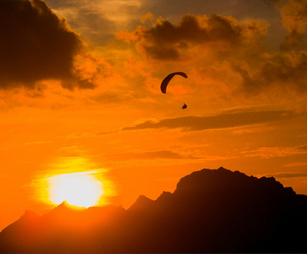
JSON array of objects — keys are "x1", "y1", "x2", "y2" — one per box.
[{"x1": 46, "y1": 171, "x2": 105, "y2": 208}]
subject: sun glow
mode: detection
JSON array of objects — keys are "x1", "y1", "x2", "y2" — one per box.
[{"x1": 46, "y1": 171, "x2": 105, "y2": 208}]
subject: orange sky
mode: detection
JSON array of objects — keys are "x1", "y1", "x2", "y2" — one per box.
[{"x1": 1, "y1": 0, "x2": 307, "y2": 231}]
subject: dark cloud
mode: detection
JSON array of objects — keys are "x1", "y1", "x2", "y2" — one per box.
[
  {"x1": 117, "y1": 13, "x2": 250, "y2": 61},
  {"x1": 297, "y1": 144, "x2": 307, "y2": 150},
  {"x1": 123, "y1": 110, "x2": 292, "y2": 132},
  {"x1": 0, "y1": 0, "x2": 92, "y2": 89}
]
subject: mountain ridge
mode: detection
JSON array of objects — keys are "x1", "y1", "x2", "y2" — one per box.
[{"x1": 1, "y1": 167, "x2": 307, "y2": 253}]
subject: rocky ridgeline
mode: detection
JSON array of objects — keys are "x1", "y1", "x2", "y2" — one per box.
[{"x1": 1, "y1": 167, "x2": 307, "y2": 253}]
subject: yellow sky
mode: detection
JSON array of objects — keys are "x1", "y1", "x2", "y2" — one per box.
[{"x1": 1, "y1": 0, "x2": 307, "y2": 231}]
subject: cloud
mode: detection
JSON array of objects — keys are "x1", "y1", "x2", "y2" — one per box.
[
  {"x1": 279, "y1": 0, "x2": 307, "y2": 51},
  {"x1": 107, "y1": 150, "x2": 199, "y2": 161},
  {"x1": 117, "y1": 13, "x2": 268, "y2": 61},
  {"x1": 231, "y1": 51, "x2": 307, "y2": 95},
  {"x1": 242, "y1": 144, "x2": 307, "y2": 158},
  {"x1": 297, "y1": 144, "x2": 307, "y2": 150},
  {"x1": 123, "y1": 110, "x2": 293, "y2": 132},
  {"x1": 283, "y1": 161, "x2": 307, "y2": 167},
  {"x1": 0, "y1": 0, "x2": 102, "y2": 90},
  {"x1": 44, "y1": 0, "x2": 117, "y2": 46},
  {"x1": 45, "y1": 0, "x2": 145, "y2": 47},
  {"x1": 266, "y1": 172, "x2": 307, "y2": 178},
  {"x1": 115, "y1": 7, "x2": 307, "y2": 100}
]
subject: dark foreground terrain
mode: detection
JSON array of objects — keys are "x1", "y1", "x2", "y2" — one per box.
[{"x1": 1, "y1": 167, "x2": 307, "y2": 253}]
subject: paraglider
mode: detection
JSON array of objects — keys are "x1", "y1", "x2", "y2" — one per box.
[{"x1": 160, "y1": 72, "x2": 188, "y2": 94}]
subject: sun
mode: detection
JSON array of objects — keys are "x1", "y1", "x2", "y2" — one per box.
[{"x1": 46, "y1": 171, "x2": 105, "y2": 208}]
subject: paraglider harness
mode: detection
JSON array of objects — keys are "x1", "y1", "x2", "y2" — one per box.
[{"x1": 181, "y1": 103, "x2": 187, "y2": 110}]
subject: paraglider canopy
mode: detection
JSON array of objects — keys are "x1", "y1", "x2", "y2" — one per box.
[{"x1": 160, "y1": 72, "x2": 187, "y2": 94}]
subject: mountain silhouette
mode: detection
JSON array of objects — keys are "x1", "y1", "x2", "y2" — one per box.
[{"x1": 1, "y1": 167, "x2": 307, "y2": 253}]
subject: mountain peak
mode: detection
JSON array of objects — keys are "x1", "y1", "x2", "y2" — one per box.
[
  {"x1": 58, "y1": 200, "x2": 70, "y2": 207},
  {"x1": 56, "y1": 200, "x2": 85, "y2": 209},
  {"x1": 174, "y1": 167, "x2": 296, "y2": 198},
  {"x1": 21, "y1": 210, "x2": 40, "y2": 221},
  {"x1": 128, "y1": 195, "x2": 154, "y2": 212}
]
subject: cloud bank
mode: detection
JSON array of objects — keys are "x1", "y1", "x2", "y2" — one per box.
[
  {"x1": 117, "y1": 3, "x2": 307, "y2": 99},
  {"x1": 123, "y1": 110, "x2": 293, "y2": 131}
]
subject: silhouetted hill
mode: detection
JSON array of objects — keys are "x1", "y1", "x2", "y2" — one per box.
[{"x1": 1, "y1": 167, "x2": 307, "y2": 253}]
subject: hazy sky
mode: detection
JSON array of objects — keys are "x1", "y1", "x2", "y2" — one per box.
[{"x1": 1, "y1": 0, "x2": 307, "y2": 231}]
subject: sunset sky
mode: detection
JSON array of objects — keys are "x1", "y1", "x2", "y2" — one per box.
[{"x1": 1, "y1": 0, "x2": 307, "y2": 231}]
